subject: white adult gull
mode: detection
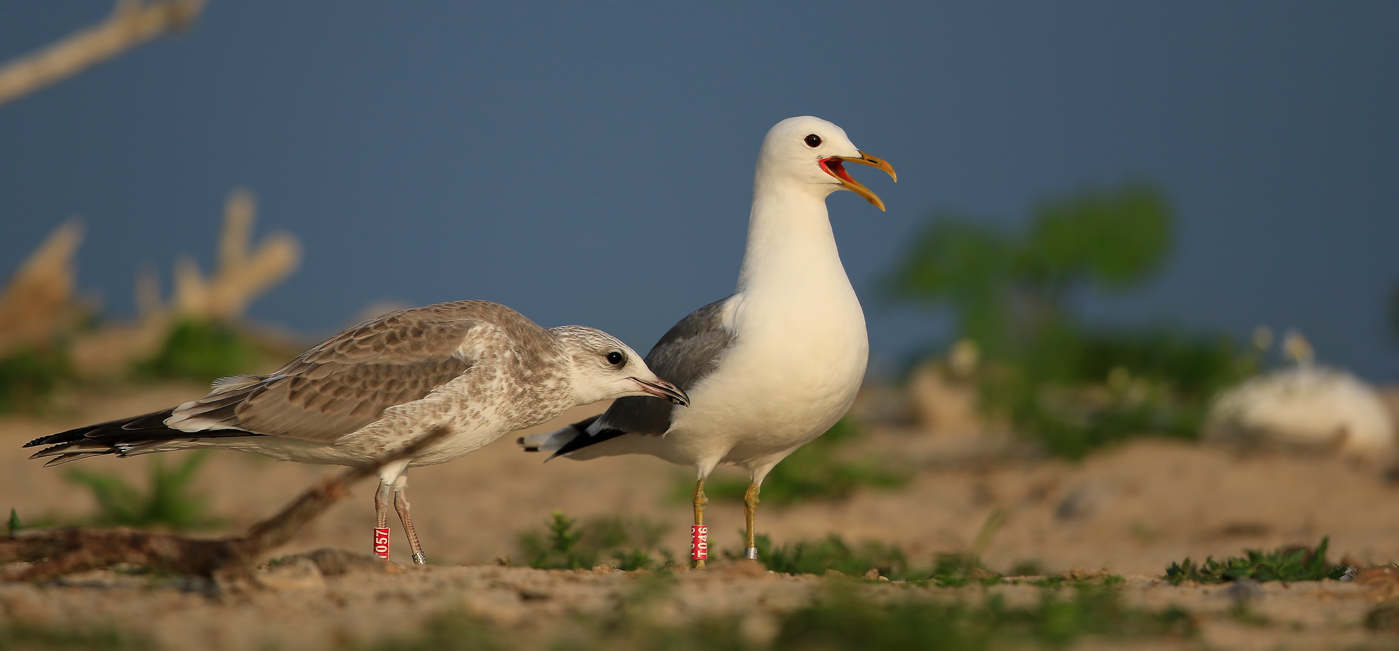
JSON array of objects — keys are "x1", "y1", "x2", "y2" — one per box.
[
  {"x1": 26, "y1": 300, "x2": 689, "y2": 565},
  {"x1": 520, "y1": 116, "x2": 895, "y2": 566}
]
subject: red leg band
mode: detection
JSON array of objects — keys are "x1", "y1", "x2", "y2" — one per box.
[
  {"x1": 690, "y1": 525, "x2": 709, "y2": 561},
  {"x1": 373, "y1": 527, "x2": 390, "y2": 560}
]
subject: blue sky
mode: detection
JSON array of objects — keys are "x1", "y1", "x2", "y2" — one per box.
[{"x1": 1, "y1": 2, "x2": 1396, "y2": 380}]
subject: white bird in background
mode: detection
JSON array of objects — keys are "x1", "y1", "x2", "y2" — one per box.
[
  {"x1": 521, "y1": 116, "x2": 896, "y2": 566},
  {"x1": 27, "y1": 300, "x2": 689, "y2": 565},
  {"x1": 1206, "y1": 330, "x2": 1395, "y2": 457}
]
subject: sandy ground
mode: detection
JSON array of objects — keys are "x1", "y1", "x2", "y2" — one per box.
[
  {"x1": 4, "y1": 382, "x2": 1399, "y2": 649},
  {"x1": 3, "y1": 563, "x2": 1399, "y2": 650}
]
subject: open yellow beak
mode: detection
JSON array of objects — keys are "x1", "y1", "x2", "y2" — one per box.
[{"x1": 820, "y1": 151, "x2": 898, "y2": 211}]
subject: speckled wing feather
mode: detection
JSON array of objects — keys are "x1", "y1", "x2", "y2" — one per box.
[
  {"x1": 168, "y1": 301, "x2": 494, "y2": 442},
  {"x1": 594, "y1": 296, "x2": 736, "y2": 436}
]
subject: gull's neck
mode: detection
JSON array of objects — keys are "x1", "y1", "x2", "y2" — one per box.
[
  {"x1": 545, "y1": 327, "x2": 594, "y2": 407},
  {"x1": 736, "y1": 173, "x2": 847, "y2": 296}
]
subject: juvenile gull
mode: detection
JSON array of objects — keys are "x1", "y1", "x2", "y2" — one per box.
[
  {"x1": 520, "y1": 117, "x2": 895, "y2": 566},
  {"x1": 26, "y1": 300, "x2": 688, "y2": 565}
]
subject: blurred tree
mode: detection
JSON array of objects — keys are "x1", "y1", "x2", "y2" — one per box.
[
  {"x1": 889, "y1": 182, "x2": 1253, "y2": 457},
  {"x1": 889, "y1": 183, "x2": 1172, "y2": 354}
]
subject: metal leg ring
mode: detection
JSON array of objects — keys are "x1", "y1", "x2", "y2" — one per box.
[
  {"x1": 744, "y1": 547, "x2": 759, "y2": 561},
  {"x1": 412, "y1": 552, "x2": 427, "y2": 565}
]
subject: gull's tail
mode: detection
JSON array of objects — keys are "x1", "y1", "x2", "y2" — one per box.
[
  {"x1": 518, "y1": 415, "x2": 599, "y2": 458},
  {"x1": 518, "y1": 414, "x2": 641, "y2": 461},
  {"x1": 24, "y1": 409, "x2": 253, "y2": 466}
]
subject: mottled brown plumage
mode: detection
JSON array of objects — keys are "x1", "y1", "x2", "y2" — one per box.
[
  {"x1": 168, "y1": 301, "x2": 521, "y2": 442},
  {"x1": 25, "y1": 300, "x2": 688, "y2": 564}
]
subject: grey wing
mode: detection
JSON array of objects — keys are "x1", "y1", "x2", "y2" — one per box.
[
  {"x1": 165, "y1": 302, "x2": 486, "y2": 442},
  {"x1": 599, "y1": 296, "x2": 736, "y2": 435}
]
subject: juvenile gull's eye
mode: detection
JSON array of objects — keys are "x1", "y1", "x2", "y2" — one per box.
[
  {"x1": 804, "y1": 134, "x2": 822, "y2": 148},
  {"x1": 606, "y1": 351, "x2": 624, "y2": 365}
]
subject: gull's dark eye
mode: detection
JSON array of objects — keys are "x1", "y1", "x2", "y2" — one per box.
[
  {"x1": 606, "y1": 351, "x2": 624, "y2": 366},
  {"x1": 804, "y1": 134, "x2": 822, "y2": 148}
]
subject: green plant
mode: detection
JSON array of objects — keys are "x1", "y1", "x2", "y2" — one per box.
[
  {"x1": 0, "y1": 345, "x2": 73, "y2": 412},
  {"x1": 63, "y1": 451, "x2": 218, "y2": 531},
  {"x1": 729, "y1": 533, "x2": 1000, "y2": 587},
  {"x1": 1164, "y1": 537, "x2": 1349, "y2": 585},
  {"x1": 982, "y1": 328, "x2": 1256, "y2": 458},
  {"x1": 366, "y1": 580, "x2": 1196, "y2": 651},
  {"x1": 361, "y1": 610, "x2": 503, "y2": 651},
  {"x1": 0, "y1": 622, "x2": 150, "y2": 651},
  {"x1": 739, "y1": 533, "x2": 906, "y2": 577},
  {"x1": 515, "y1": 511, "x2": 669, "y2": 570},
  {"x1": 887, "y1": 183, "x2": 1257, "y2": 458},
  {"x1": 686, "y1": 419, "x2": 909, "y2": 506},
  {"x1": 774, "y1": 583, "x2": 1192, "y2": 651},
  {"x1": 134, "y1": 319, "x2": 258, "y2": 383},
  {"x1": 7, "y1": 507, "x2": 20, "y2": 536},
  {"x1": 889, "y1": 184, "x2": 1172, "y2": 352},
  {"x1": 1365, "y1": 604, "x2": 1399, "y2": 633}
]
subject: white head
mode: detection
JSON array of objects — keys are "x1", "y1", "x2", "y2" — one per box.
[
  {"x1": 755, "y1": 116, "x2": 898, "y2": 210},
  {"x1": 549, "y1": 326, "x2": 690, "y2": 407}
]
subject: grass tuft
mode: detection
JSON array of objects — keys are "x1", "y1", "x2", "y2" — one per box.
[
  {"x1": 63, "y1": 451, "x2": 219, "y2": 531},
  {"x1": 134, "y1": 319, "x2": 259, "y2": 383},
  {"x1": 777, "y1": 583, "x2": 1194, "y2": 650},
  {"x1": 361, "y1": 610, "x2": 503, "y2": 651},
  {"x1": 0, "y1": 622, "x2": 151, "y2": 651},
  {"x1": 515, "y1": 511, "x2": 672, "y2": 571},
  {"x1": 0, "y1": 346, "x2": 73, "y2": 413},
  {"x1": 729, "y1": 533, "x2": 1002, "y2": 586},
  {"x1": 365, "y1": 582, "x2": 1194, "y2": 651},
  {"x1": 1164, "y1": 537, "x2": 1348, "y2": 584},
  {"x1": 1365, "y1": 604, "x2": 1399, "y2": 633},
  {"x1": 977, "y1": 329, "x2": 1255, "y2": 459}
]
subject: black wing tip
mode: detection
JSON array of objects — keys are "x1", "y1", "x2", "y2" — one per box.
[
  {"x1": 28, "y1": 444, "x2": 67, "y2": 460},
  {"x1": 43, "y1": 452, "x2": 110, "y2": 467},
  {"x1": 20, "y1": 408, "x2": 257, "y2": 467},
  {"x1": 29, "y1": 443, "x2": 117, "y2": 465},
  {"x1": 21, "y1": 408, "x2": 179, "y2": 450},
  {"x1": 24, "y1": 427, "x2": 93, "y2": 448}
]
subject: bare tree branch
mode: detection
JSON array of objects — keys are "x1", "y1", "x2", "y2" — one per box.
[
  {"x1": 0, "y1": 0, "x2": 205, "y2": 109},
  {"x1": 1, "y1": 426, "x2": 453, "y2": 583},
  {"x1": 0, "y1": 219, "x2": 85, "y2": 357}
]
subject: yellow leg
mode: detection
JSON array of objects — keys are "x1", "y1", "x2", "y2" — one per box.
[
  {"x1": 692, "y1": 478, "x2": 707, "y2": 569},
  {"x1": 743, "y1": 481, "x2": 760, "y2": 561}
]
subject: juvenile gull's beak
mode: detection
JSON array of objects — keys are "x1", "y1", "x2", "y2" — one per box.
[
  {"x1": 819, "y1": 150, "x2": 898, "y2": 211},
  {"x1": 632, "y1": 377, "x2": 690, "y2": 406}
]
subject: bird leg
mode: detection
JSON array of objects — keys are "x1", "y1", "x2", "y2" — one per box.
[
  {"x1": 743, "y1": 481, "x2": 760, "y2": 561},
  {"x1": 372, "y1": 481, "x2": 392, "y2": 559},
  {"x1": 392, "y1": 476, "x2": 426, "y2": 565},
  {"x1": 374, "y1": 481, "x2": 392, "y2": 528},
  {"x1": 691, "y1": 478, "x2": 708, "y2": 570}
]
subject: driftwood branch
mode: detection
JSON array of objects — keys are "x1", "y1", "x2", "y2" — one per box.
[
  {"x1": 1, "y1": 426, "x2": 451, "y2": 583},
  {"x1": 172, "y1": 189, "x2": 301, "y2": 321},
  {"x1": 0, "y1": 0, "x2": 205, "y2": 109},
  {"x1": 67, "y1": 187, "x2": 302, "y2": 377},
  {"x1": 0, "y1": 220, "x2": 86, "y2": 357}
]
